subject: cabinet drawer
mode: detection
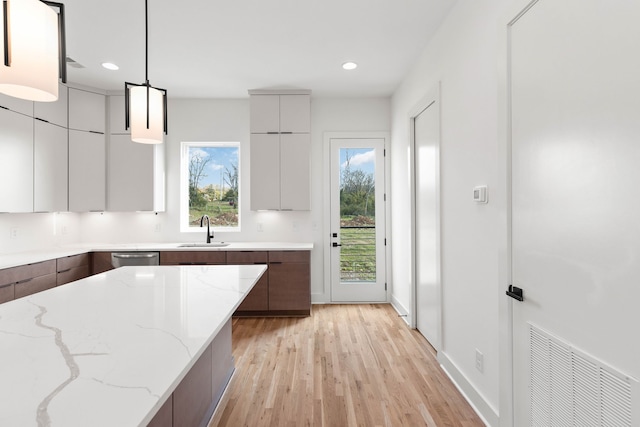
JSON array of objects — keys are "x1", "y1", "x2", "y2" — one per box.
[
  {"x1": 57, "y1": 253, "x2": 90, "y2": 271},
  {"x1": 268, "y1": 251, "x2": 310, "y2": 264},
  {"x1": 0, "y1": 260, "x2": 56, "y2": 287},
  {"x1": 57, "y1": 265, "x2": 90, "y2": 286},
  {"x1": 0, "y1": 283, "x2": 14, "y2": 304},
  {"x1": 160, "y1": 251, "x2": 227, "y2": 265},
  {"x1": 226, "y1": 251, "x2": 267, "y2": 264},
  {"x1": 14, "y1": 273, "x2": 57, "y2": 299}
]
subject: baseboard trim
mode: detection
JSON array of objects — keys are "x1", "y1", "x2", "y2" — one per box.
[
  {"x1": 390, "y1": 294, "x2": 411, "y2": 326},
  {"x1": 438, "y1": 352, "x2": 499, "y2": 427}
]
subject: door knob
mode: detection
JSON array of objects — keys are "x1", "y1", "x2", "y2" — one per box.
[{"x1": 332, "y1": 242, "x2": 342, "y2": 247}]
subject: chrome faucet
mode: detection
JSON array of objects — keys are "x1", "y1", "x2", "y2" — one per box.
[{"x1": 200, "y1": 215, "x2": 214, "y2": 243}]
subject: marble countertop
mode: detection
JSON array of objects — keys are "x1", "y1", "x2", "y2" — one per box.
[
  {"x1": 0, "y1": 264, "x2": 267, "y2": 427},
  {"x1": 0, "y1": 242, "x2": 313, "y2": 270}
]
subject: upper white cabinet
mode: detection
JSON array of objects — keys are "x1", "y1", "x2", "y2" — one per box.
[
  {"x1": 249, "y1": 90, "x2": 311, "y2": 211},
  {"x1": 33, "y1": 83, "x2": 68, "y2": 127},
  {"x1": 0, "y1": 93, "x2": 33, "y2": 117},
  {"x1": 34, "y1": 121, "x2": 68, "y2": 212},
  {"x1": 250, "y1": 94, "x2": 310, "y2": 134},
  {"x1": 108, "y1": 134, "x2": 165, "y2": 212},
  {"x1": 0, "y1": 108, "x2": 33, "y2": 212},
  {"x1": 69, "y1": 88, "x2": 106, "y2": 133},
  {"x1": 108, "y1": 95, "x2": 129, "y2": 134},
  {"x1": 69, "y1": 130, "x2": 106, "y2": 212}
]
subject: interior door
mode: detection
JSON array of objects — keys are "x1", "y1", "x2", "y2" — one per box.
[
  {"x1": 414, "y1": 99, "x2": 441, "y2": 351},
  {"x1": 510, "y1": 1, "x2": 640, "y2": 425},
  {"x1": 330, "y1": 138, "x2": 386, "y2": 302}
]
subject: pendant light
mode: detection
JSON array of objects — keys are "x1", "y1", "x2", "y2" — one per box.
[
  {"x1": 125, "y1": 0, "x2": 167, "y2": 144},
  {"x1": 0, "y1": 0, "x2": 67, "y2": 102}
]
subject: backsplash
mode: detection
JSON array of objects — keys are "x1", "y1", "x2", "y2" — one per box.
[{"x1": 0, "y1": 213, "x2": 81, "y2": 254}]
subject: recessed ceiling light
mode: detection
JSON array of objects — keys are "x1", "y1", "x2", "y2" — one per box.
[
  {"x1": 342, "y1": 62, "x2": 358, "y2": 70},
  {"x1": 101, "y1": 62, "x2": 119, "y2": 71}
]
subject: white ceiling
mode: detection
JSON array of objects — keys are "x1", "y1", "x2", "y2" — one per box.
[{"x1": 62, "y1": 0, "x2": 457, "y2": 98}]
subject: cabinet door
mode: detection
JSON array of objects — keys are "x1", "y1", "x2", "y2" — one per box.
[
  {"x1": 69, "y1": 88, "x2": 106, "y2": 133},
  {"x1": 279, "y1": 95, "x2": 310, "y2": 133},
  {"x1": 280, "y1": 133, "x2": 310, "y2": 210},
  {"x1": 250, "y1": 133, "x2": 280, "y2": 210},
  {"x1": 33, "y1": 83, "x2": 68, "y2": 127},
  {"x1": 34, "y1": 121, "x2": 68, "y2": 212},
  {"x1": 249, "y1": 95, "x2": 279, "y2": 133},
  {"x1": 268, "y1": 259, "x2": 310, "y2": 312},
  {"x1": 69, "y1": 130, "x2": 106, "y2": 211},
  {"x1": 0, "y1": 108, "x2": 33, "y2": 212},
  {"x1": 108, "y1": 95, "x2": 129, "y2": 134},
  {"x1": 228, "y1": 251, "x2": 269, "y2": 312},
  {"x1": 0, "y1": 93, "x2": 32, "y2": 116},
  {"x1": 108, "y1": 134, "x2": 155, "y2": 211}
]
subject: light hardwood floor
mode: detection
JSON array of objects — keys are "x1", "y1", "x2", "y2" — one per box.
[{"x1": 209, "y1": 304, "x2": 484, "y2": 427}]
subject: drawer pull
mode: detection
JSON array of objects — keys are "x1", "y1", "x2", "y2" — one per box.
[
  {"x1": 0, "y1": 283, "x2": 12, "y2": 289},
  {"x1": 16, "y1": 278, "x2": 33, "y2": 285},
  {"x1": 58, "y1": 268, "x2": 71, "y2": 274}
]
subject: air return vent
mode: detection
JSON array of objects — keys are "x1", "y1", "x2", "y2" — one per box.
[{"x1": 529, "y1": 324, "x2": 635, "y2": 426}]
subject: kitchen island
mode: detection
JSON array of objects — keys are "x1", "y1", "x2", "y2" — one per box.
[{"x1": 0, "y1": 264, "x2": 267, "y2": 427}]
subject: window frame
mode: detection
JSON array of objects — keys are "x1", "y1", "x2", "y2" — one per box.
[{"x1": 180, "y1": 141, "x2": 241, "y2": 233}]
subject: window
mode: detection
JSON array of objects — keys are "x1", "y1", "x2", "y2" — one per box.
[{"x1": 181, "y1": 142, "x2": 240, "y2": 231}]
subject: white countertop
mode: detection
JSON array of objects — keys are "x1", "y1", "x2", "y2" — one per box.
[
  {"x1": 0, "y1": 264, "x2": 267, "y2": 427},
  {"x1": 0, "y1": 242, "x2": 313, "y2": 270}
]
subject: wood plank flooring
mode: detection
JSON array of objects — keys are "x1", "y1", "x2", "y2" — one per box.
[{"x1": 209, "y1": 304, "x2": 484, "y2": 427}]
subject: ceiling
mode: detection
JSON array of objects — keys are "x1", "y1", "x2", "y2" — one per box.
[{"x1": 61, "y1": 0, "x2": 457, "y2": 98}]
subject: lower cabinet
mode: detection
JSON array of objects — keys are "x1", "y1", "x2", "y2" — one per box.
[
  {"x1": 56, "y1": 254, "x2": 90, "y2": 286},
  {"x1": 160, "y1": 251, "x2": 226, "y2": 265},
  {"x1": 91, "y1": 252, "x2": 115, "y2": 275},
  {"x1": 228, "y1": 251, "x2": 269, "y2": 312},
  {"x1": 267, "y1": 251, "x2": 311, "y2": 315},
  {"x1": 0, "y1": 260, "x2": 57, "y2": 302}
]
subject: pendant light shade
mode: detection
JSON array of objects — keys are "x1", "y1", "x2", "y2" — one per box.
[
  {"x1": 125, "y1": 0, "x2": 167, "y2": 144},
  {"x1": 0, "y1": 0, "x2": 66, "y2": 102},
  {"x1": 129, "y1": 85, "x2": 165, "y2": 144}
]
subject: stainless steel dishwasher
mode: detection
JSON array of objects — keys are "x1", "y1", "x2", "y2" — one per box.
[{"x1": 111, "y1": 252, "x2": 160, "y2": 268}]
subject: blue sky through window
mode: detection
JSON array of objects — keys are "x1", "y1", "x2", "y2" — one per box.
[
  {"x1": 189, "y1": 146, "x2": 239, "y2": 188},
  {"x1": 340, "y1": 148, "x2": 375, "y2": 175}
]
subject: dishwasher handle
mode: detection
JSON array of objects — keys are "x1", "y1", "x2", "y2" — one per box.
[{"x1": 112, "y1": 253, "x2": 158, "y2": 259}]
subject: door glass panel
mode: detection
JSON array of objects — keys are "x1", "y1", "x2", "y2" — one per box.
[{"x1": 339, "y1": 148, "x2": 376, "y2": 284}]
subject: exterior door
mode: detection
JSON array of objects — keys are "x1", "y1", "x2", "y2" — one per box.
[
  {"x1": 510, "y1": 1, "x2": 639, "y2": 425},
  {"x1": 414, "y1": 98, "x2": 441, "y2": 351},
  {"x1": 330, "y1": 138, "x2": 387, "y2": 302}
]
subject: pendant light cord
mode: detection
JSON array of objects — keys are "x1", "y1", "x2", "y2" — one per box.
[{"x1": 144, "y1": 0, "x2": 149, "y2": 85}]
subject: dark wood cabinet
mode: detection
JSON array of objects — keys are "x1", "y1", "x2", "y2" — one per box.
[
  {"x1": 268, "y1": 251, "x2": 311, "y2": 315},
  {"x1": 91, "y1": 251, "x2": 114, "y2": 275},
  {"x1": 56, "y1": 253, "x2": 90, "y2": 286},
  {"x1": 0, "y1": 260, "x2": 57, "y2": 301},
  {"x1": 228, "y1": 251, "x2": 269, "y2": 312},
  {"x1": 160, "y1": 251, "x2": 226, "y2": 265}
]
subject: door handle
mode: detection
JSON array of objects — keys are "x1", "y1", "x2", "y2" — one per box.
[
  {"x1": 332, "y1": 242, "x2": 342, "y2": 247},
  {"x1": 506, "y1": 285, "x2": 524, "y2": 301}
]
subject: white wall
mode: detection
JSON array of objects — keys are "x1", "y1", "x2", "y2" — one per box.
[
  {"x1": 78, "y1": 96, "x2": 390, "y2": 303},
  {"x1": 390, "y1": 0, "x2": 509, "y2": 423}
]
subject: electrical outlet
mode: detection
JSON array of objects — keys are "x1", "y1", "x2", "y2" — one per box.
[
  {"x1": 257, "y1": 222, "x2": 264, "y2": 232},
  {"x1": 61, "y1": 225, "x2": 69, "y2": 235},
  {"x1": 292, "y1": 221, "x2": 299, "y2": 232},
  {"x1": 154, "y1": 223, "x2": 162, "y2": 233},
  {"x1": 475, "y1": 349, "x2": 484, "y2": 373},
  {"x1": 9, "y1": 227, "x2": 19, "y2": 239}
]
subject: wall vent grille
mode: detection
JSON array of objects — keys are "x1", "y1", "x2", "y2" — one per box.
[{"x1": 529, "y1": 324, "x2": 634, "y2": 427}]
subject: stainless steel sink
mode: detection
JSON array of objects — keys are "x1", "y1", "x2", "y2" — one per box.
[{"x1": 178, "y1": 242, "x2": 230, "y2": 248}]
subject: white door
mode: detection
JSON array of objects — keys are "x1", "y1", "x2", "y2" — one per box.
[
  {"x1": 510, "y1": 1, "x2": 640, "y2": 425},
  {"x1": 414, "y1": 99, "x2": 441, "y2": 351},
  {"x1": 330, "y1": 138, "x2": 387, "y2": 302}
]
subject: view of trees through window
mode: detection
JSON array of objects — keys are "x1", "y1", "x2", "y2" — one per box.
[
  {"x1": 187, "y1": 144, "x2": 239, "y2": 228},
  {"x1": 340, "y1": 149, "x2": 377, "y2": 282}
]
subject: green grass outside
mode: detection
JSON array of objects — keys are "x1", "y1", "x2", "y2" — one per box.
[
  {"x1": 189, "y1": 200, "x2": 238, "y2": 227},
  {"x1": 340, "y1": 224, "x2": 376, "y2": 282}
]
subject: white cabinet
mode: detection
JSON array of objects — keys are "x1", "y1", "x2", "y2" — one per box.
[
  {"x1": 249, "y1": 91, "x2": 311, "y2": 211},
  {"x1": 69, "y1": 130, "x2": 106, "y2": 211},
  {"x1": 249, "y1": 94, "x2": 310, "y2": 133},
  {"x1": 0, "y1": 93, "x2": 32, "y2": 117},
  {"x1": 33, "y1": 83, "x2": 68, "y2": 127},
  {"x1": 69, "y1": 88, "x2": 106, "y2": 133},
  {"x1": 250, "y1": 134, "x2": 281, "y2": 210},
  {"x1": 108, "y1": 134, "x2": 165, "y2": 212},
  {"x1": 108, "y1": 95, "x2": 129, "y2": 134},
  {"x1": 0, "y1": 108, "x2": 33, "y2": 212},
  {"x1": 280, "y1": 134, "x2": 310, "y2": 210},
  {"x1": 34, "y1": 121, "x2": 68, "y2": 212}
]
